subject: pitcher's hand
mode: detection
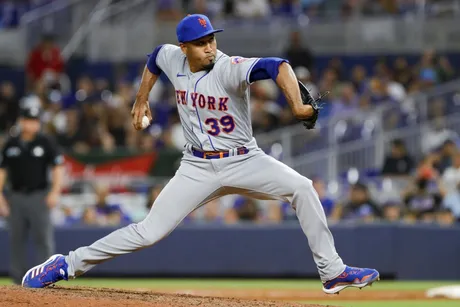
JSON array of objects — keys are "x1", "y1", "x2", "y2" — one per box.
[{"x1": 131, "y1": 100, "x2": 153, "y2": 130}]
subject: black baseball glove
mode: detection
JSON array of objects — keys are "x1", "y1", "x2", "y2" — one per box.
[{"x1": 298, "y1": 80, "x2": 327, "y2": 130}]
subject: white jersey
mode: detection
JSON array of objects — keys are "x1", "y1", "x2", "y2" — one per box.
[{"x1": 155, "y1": 44, "x2": 261, "y2": 151}]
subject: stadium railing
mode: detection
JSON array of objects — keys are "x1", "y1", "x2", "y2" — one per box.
[
  {"x1": 255, "y1": 79, "x2": 460, "y2": 180},
  {"x1": 2, "y1": 5, "x2": 460, "y2": 63},
  {"x1": 19, "y1": 0, "x2": 97, "y2": 51}
]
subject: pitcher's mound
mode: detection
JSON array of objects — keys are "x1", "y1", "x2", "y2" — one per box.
[{"x1": 0, "y1": 286, "x2": 339, "y2": 307}]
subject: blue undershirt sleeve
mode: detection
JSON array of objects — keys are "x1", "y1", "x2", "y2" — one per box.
[
  {"x1": 249, "y1": 57, "x2": 289, "y2": 83},
  {"x1": 146, "y1": 45, "x2": 164, "y2": 75}
]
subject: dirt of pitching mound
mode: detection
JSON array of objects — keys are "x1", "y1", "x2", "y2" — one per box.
[
  {"x1": 0, "y1": 286, "x2": 340, "y2": 307},
  {"x1": 156, "y1": 288, "x2": 430, "y2": 301}
]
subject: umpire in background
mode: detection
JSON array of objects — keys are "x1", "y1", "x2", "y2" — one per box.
[{"x1": 0, "y1": 105, "x2": 64, "y2": 285}]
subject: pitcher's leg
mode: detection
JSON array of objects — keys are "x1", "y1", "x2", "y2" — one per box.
[
  {"x1": 221, "y1": 150, "x2": 345, "y2": 282},
  {"x1": 66, "y1": 156, "x2": 220, "y2": 277}
]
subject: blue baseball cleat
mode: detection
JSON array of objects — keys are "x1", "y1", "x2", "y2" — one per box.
[
  {"x1": 22, "y1": 254, "x2": 69, "y2": 288},
  {"x1": 322, "y1": 266, "x2": 380, "y2": 294}
]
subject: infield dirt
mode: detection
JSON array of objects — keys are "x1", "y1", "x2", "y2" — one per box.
[{"x1": 0, "y1": 285, "x2": 429, "y2": 307}]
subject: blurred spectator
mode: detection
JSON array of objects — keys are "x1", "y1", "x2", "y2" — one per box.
[
  {"x1": 105, "y1": 81, "x2": 135, "y2": 148},
  {"x1": 436, "y1": 55, "x2": 455, "y2": 83},
  {"x1": 367, "y1": 77, "x2": 394, "y2": 106},
  {"x1": 26, "y1": 34, "x2": 65, "y2": 91},
  {"x1": 185, "y1": 0, "x2": 226, "y2": 18},
  {"x1": 392, "y1": 57, "x2": 413, "y2": 89},
  {"x1": 422, "y1": 118, "x2": 458, "y2": 154},
  {"x1": 328, "y1": 58, "x2": 345, "y2": 81},
  {"x1": 362, "y1": 0, "x2": 391, "y2": 15},
  {"x1": 381, "y1": 139, "x2": 414, "y2": 177},
  {"x1": 351, "y1": 65, "x2": 368, "y2": 95},
  {"x1": 329, "y1": 82, "x2": 359, "y2": 118},
  {"x1": 319, "y1": 68, "x2": 342, "y2": 100},
  {"x1": 234, "y1": 0, "x2": 271, "y2": 19},
  {"x1": 90, "y1": 184, "x2": 132, "y2": 226},
  {"x1": 55, "y1": 108, "x2": 89, "y2": 153},
  {"x1": 264, "y1": 199, "x2": 287, "y2": 222},
  {"x1": 417, "y1": 49, "x2": 440, "y2": 87},
  {"x1": 191, "y1": 199, "x2": 225, "y2": 224},
  {"x1": 441, "y1": 152, "x2": 460, "y2": 194},
  {"x1": 443, "y1": 182, "x2": 460, "y2": 222},
  {"x1": 384, "y1": 74, "x2": 407, "y2": 103},
  {"x1": 201, "y1": 199, "x2": 225, "y2": 223},
  {"x1": 155, "y1": 0, "x2": 181, "y2": 21},
  {"x1": 271, "y1": 0, "x2": 302, "y2": 17},
  {"x1": 0, "y1": 0, "x2": 28, "y2": 28},
  {"x1": 436, "y1": 208, "x2": 456, "y2": 226},
  {"x1": 80, "y1": 207, "x2": 99, "y2": 226},
  {"x1": 225, "y1": 196, "x2": 261, "y2": 223},
  {"x1": 428, "y1": 97, "x2": 448, "y2": 121},
  {"x1": 284, "y1": 30, "x2": 314, "y2": 71},
  {"x1": 417, "y1": 153, "x2": 441, "y2": 181},
  {"x1": 437, "y1": 139, "x2": 458, "y2": 174},
  {"x1": 52, "y1": 205, "x2": 79, "y2": 227},
  {"x1": 0, "y1": 82, "x2": 19, "y2": 132},
  {"x1": 402, "y1": 178, "x2": 443, "y2": 222},
  {"x1": 331, "y1": 182, "x2": 382, "y2": 223},
  {"x1": 300, "y1": 0, "x2": 324, "y2": 18},
  {"x1": 382, "y1": 201, "x2": 403, "y2": 222}
]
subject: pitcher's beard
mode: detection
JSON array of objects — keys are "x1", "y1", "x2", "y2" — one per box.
[{"x1": 203, "y1": 57, "x2": 216, "y2": 71}]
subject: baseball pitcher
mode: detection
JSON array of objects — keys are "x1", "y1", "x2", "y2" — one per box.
[{"x1": 22, "y1": 14, "x2": 379, "y2": 294}]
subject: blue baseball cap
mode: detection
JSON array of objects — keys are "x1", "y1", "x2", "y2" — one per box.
[{"x1": 176, "y1": 14, "x2": 223, "y2": 43}]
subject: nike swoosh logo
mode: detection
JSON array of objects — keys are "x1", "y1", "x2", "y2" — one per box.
[{"x1": 177, "y1": 73, "x2": 186, "y2": 77}]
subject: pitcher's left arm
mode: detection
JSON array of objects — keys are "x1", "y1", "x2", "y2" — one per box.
[{"x1": 249, "y1": 58, "x2": 314, "y2": 120}]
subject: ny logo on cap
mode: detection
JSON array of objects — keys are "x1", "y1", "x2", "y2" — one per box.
[{"x1": 198, "y1": 18, "x2": 207, "y2": 28}]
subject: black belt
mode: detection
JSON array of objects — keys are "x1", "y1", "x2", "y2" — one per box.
[{"x1": 191, "y1": 147, "x2": 249, "y2": 159}]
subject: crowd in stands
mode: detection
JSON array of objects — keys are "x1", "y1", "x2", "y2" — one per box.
[
  {"x1": 45, "y1": 135, "x2": 460, "y2": 228},
  {"x1": 1, "y1": 32, "x2": 457, "y2": 153},
  {"x1": 0, "y1": 0, "x2": 54, "y2": 28},
  {"x1": 2, "y1": 0, "x2": 459, "y2": 29},
  {"x1": 157, "y1": 0, "x2": 460, "y2": 21},
  {"x1": 1, "y1": 2, "x2": 460, "y2": 228}
]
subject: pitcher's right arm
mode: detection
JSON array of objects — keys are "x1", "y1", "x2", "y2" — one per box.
[
  {"x1": 132, "y1": 44, "x2": 181, "y2": 130},
  {"x1": 132, "y1": 45, "x2": 163, "y2": 130}
]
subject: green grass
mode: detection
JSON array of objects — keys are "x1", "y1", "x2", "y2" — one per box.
[
  {"x1": 305, "y1": 301, "x2": 458, "y2": 307},
  {"x1": 0, "y1": 277, "x2": 455, "y2": 290}
]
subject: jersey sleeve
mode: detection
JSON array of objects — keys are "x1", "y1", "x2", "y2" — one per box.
[
  {"x1": 0, "y1": 141, "x2": 9, "y2": 169},
  {"x1": 149, "y1": 44, "x2": 181, "y2": 78},
  {"x1": 220, "y1": 56, "x2": 261, "y2": 92},
  {"x1": 46, "y1": 137, "x2": 64, "y2": 167}
]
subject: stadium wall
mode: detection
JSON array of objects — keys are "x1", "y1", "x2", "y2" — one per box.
[{"x1": 0, "y1": 223, "x2": 459, "y2": 280}]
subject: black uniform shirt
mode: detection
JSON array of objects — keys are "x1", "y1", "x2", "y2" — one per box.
[{"x1": 0, "y1": 133, "x2": 63, "y2": 191}]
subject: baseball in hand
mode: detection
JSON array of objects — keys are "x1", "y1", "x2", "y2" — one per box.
[{"x1": 141, "y1": 115, "x2": 150, "y2": 129}]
